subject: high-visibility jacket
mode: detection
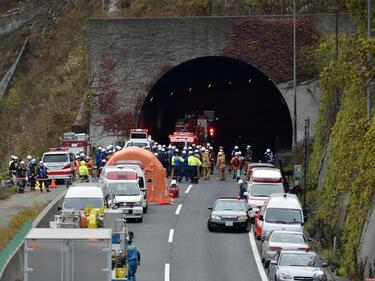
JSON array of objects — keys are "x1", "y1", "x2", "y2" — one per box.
[
  {"x1": 79, "y1": 165, "x2": 89, "y2": 176},
  {"x1": 188, "y1": 156, "x2": 202, "y2": 166},
  {"x1": 87, "y1": 160, "x2": 93, "y2": 175},
  {"x1": 171, "y1": 156, "x2": 184, "y2": 167},
  {"x1": 216, "y1": 155, "x2": 226, "y2": 169}
]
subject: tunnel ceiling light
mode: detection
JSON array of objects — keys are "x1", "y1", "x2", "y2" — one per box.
[
  {"x1": 248, "y1": 78, "x2": 252, "y2": 83},
  {"x1": 150, "y1": 97, "x2": 154, "y2": 102},
  {"x1": 228, "y1": 81, "x2": 232, "y2": 85},
  {"x1": 188, "y1": 87, "x2": 192, "y2": 92},
  {"x1": 170, "y1": 91, "x2": 174, "y2": 96},
  {"x1": 208, "y1": 83, "x2": 212, "y2": 89}
]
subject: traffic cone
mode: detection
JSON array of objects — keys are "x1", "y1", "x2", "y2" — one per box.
[{"x1": 50, "y1": 179, "x2": 57, "y2": 189}]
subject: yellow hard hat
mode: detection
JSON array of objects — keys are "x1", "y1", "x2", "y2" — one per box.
[{"x1": 80, "y1": 161, "x2": 86, "y2": 166}]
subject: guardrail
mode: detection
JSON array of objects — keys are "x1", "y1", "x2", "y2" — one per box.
[{"x1": 0, "y1": 220, "x2": 32, "y2": 277}]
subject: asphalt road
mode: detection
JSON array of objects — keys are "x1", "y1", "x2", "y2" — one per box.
[{"x1": 128, "y1": 173, "x2": 264, "y2": 281}]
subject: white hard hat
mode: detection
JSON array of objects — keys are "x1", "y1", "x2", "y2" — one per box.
[
  {"x1": 209, "y1": 146, "x2": 213, "y2": 150},
  {"x1": 238, "y1": 151, "x2": 242, "y2": 155},
  {"x1": 238, "y1": 179, "x2": 244, "y2": 184},
  {"x1": 80, "y1": 153, "x2": 85, "y2": 157},
  {"x1": 98, "y1": 146, "x2": 102, "y2": 150},
  {"x1": 206, "y1": 143, "x2": 210, "y2": 147},
  {"x1": 102, "y1": 159, "x2": 106, "y2": 163},
  {"x1": 194, "y1": 150, "x2": 199, "y2": 153},
  {"x1": 171, "y1": 179, "x2": 177, "y2": 185},
  {"x1": 172, "y1": 146, "x2": 176, "y2": 149},
  {"x1": 39, "y1": 161, "x2": 44, "y2": 165},
  {"x1": 234, "y1": 146, "x2": 239, "y2": 149},
  {"x1": 27, "y1": 155, "x2": 32, "y2": 160},
  {"x1": 101, "y1": 148, "x2": 106, "y2": 152},
  {"x1": 247, "y1": 145, "x2": 251, "y2": 148},
  {"x1": 116, "y1": 145, "x2": 122, "y2": 150},
  {"x1": 235, "y1": 152, "x2": 239, "y2": 156},
  {"x1": 218, "y1": 152, "x2": 223, "y2": 155},
  {"x1": 175, "y1": 149, "x2": 179, "y2": 153},
  {"x1": 20, "y1": 160, "x2": 25, "y2": 165},
  {"x1": 158, "y1": 144, "x2": 162, "y2": 148},
  {"x1": 14, "y1": 156, "x2": 18, "y2": 160},
  {"x1": 188, "y1": 146, "x2": 192, "y2": 150},
  {"x1": 154, "y1": 142, "x2": 158, "y2": 146},
  {"x1": 201, "y1": 147, "x2": 205, "y2": 151},
  {"x1": 266, "y1": 149, "x2": 271, "y2": 153},
  {"x1": 182, "y1": 151, "x2": 186, "y2": 154}
]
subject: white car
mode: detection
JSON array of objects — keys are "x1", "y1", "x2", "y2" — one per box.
[
  {"x1": 261, "y1": 231, "x2": 309, "y2": 268},
  {"x1": 41, "y1": 150, "x2": 75, "y2": 181}
]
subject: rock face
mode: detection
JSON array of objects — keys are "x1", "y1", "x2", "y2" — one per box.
[{"x1": 87, "y1": 14, "x2": 355, "y2": 146}]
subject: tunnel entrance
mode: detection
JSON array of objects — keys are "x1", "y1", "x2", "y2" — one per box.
[{"x1": 139, "y1": 56, "x2": 292, "y2": 160}]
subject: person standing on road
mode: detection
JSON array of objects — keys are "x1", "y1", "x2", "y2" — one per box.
[
  {"x1": 126, "y1": 238, "x2": 141, "y2": 281},
  {"x1": 28, "y1": 159, "x2": 37, "y2": 191},
  {"x1": 188, "y1": 151, "x2": 202, "y2": 184},
  {"x1": 216, "y1": 151, "x2": 226, "y2": 181},
  {"x1": 209, "y1": 146, "x2": 215, "y2": 175},
  {"x1": 201, "y1": 148, "x2": 211, "y2": 180},
  {"x1": 230, "y1": 152, "x2": 242, "y2": 181},
  {"x1": 244, "y1": 145, "x2": 253, "y2": 175},
  {"x1": 238, "y1": 179, "x2": 247, "y2": 200},
  {"x1": 78, "y1": 161, "x2": 89, "y2": 182},
  {"x1": 9, "y1": 155, "x2": 18, "y2": 185},
  {"x1": 16, "y1": 161, "x2": 27, "y2": 193},
  {"x1": 36, "y1": 161, "x2": 50, "y2": 192},
  {"x1": 171, "y1": 150, "x2": 184, "y2": 183},
  {"x1": 181, "y1": 150, "x2": 189, "y2": 182},
  {"x1": 264, "y1": 149, "x2": 275, "y2": 164}
]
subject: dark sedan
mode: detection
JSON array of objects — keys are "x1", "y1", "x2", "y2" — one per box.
[{"x1": 207, "y1": 198, "x2": 251, "y2": 232}]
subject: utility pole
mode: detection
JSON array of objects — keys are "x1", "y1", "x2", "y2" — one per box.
[
  {"x1": 367, "y1": 0, "x2": 372, "y2": 119},
  {"x1": 303, "y1": 118, "x2": 310, "y2": 212},
  {"x1": 293, "y1": 0, "x2": 297, "y2": 145}
]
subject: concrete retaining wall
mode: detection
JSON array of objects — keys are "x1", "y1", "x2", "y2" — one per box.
[{"x1": 0, "y1": 190, "x2": 66, "y2": 281}]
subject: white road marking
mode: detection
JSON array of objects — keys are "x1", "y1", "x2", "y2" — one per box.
[
  {"x1": 168, "y1": 229, "x2": 175, "y2": 243},
  {"x1": 185, "y1": 184, "x2": 193, "y2": 194},
  {"x1": 175, "y1": 204, "x2": 182, "y2": 215},
  {"x1": 249, "y1": 228, "x2": 268, "y2": 281},
  {"x1": 165, "y1": 263, "x2": 170, "y2": 281}
]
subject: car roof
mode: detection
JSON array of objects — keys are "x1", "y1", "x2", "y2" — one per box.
[
  {"x1": 250, "y1": 163, "x2": 274, "y2": 167},
  {"x1": 266, "y1": 193, "x2": 302, "y2": 209},
  {"x1": 43, "y1": 151, "x2": 70, "y2": 155},
  {"x1": 271, "y1": 230, "x2": 305, "y2": 236},
  {"x1": 102, "y1": 166, "x2": 136, "y2": 172},
  {"x1": 279, "y1": 249, "x2": 317, "y2": 255},
  {"x1": 65, "y1": 186, "x2": 103, "y2": 198},
  {"x1": 252, "y1": 168, "x2": 282, "y2": 178},
  {"x1": 216, "y1": 198, "x2": 247, "y2": 202}
]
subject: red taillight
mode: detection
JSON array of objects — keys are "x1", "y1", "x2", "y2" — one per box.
[
  {"x1": 298, "y1": 247, "x2": 310, "y2": 252},
  {"x1": 63, "y1": 163, "x2": 71, "y2": 169},
  {"x1": 269, "y1": 246, "x2": 282, "y2": 251}
]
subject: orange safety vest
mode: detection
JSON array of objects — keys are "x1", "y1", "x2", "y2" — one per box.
[{"x1": 87, "y1": 160, "x2": 93, "y2": 175}]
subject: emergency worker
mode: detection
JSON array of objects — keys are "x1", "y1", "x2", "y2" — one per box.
[
  {"x1": 264, "y1": 148, "x2": 275, "y2": 164},
  {"x1": 9, "y1": 156, "x2": 18, "y2": 185},
  {"x1": 216, "y1": 151, "x2": 226, "y2": 181},
  {"x1": 244, "y1": 145, "x2": 253, "y2": 175},
  {"x1": 188, "y1": 151, "x2": 202, "y2": 184},
  {"x1": 86, "y1": 156, "x2": 93, "y2": 182},
  {"x1": 36, "y1": 161, "x2": 50, "y2": 192},
  {"x1": 238, "y1": 179, "x2": 247, "y2": 200},
  {"x1": 98, "y1": 159, "x2": 106, "y2": 177},
  {"x1": 95, "y1": 147, "x2": 103, "y2": 172},
  {"x1": 28, "y1": 159, "x2": 37, "y2": 191},
  {"x1": 230, "y1": 152, "x2": 242, "y2": 181},
  {"x1": 201, "y1": 148, "x2": 211, "y2": 180},
  {"x1": 127, "y1": 238, "x2": 141, "y2": 281},
  {"x1": 16, "y1": 161, "x2": 27, "y2": 193},
  {"x1": 79, "y1": 161, "x2": 89, "y2": 182},
  {"x1": 171, "y1": 150, "x2": 184, "y2": 183}
]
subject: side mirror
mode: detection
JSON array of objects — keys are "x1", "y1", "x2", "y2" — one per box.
[
  {"x1": 321, "y1": 262, "x2": 328, "y2": 268},
  {"x1": 57, "y1": 206, "x2": 62, "y2": 212},
  {"x1": 208, "y1": 207, "x2": 213, "y2": 210},
  {"x1": 271, "y1": 260, "x2": 277, "y2": 265}
]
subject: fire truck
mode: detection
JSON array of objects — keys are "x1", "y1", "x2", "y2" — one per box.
[{"x1": 59, "y1": 132, "x2": 92, "y2": 157}]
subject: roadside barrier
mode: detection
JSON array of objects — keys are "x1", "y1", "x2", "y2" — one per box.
[{"x1": 0, "y1": 220, "x2": 32, "y2": 276}]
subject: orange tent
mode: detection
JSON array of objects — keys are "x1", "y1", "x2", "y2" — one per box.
[{"x1": 106, "y1": 147, "x2": 172, "y2": 205}]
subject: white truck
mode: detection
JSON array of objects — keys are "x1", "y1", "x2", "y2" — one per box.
[{"x1": 124, "y1": 129, "x2": 153, "y2": 148}]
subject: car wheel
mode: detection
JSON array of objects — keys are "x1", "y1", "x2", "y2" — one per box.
[
  {"x1": 244, "y1": 221, "x2": 251, "y2": 232},
  {"x1": 137, "y1": 217, "x2": 143, "y2": 223},
  {"x1": 207, "y1": 221, "x2": 215, "y2": 232}
]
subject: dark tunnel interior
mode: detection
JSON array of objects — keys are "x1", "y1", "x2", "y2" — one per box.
[{"x1": 138, "y1": 56, "x2": 292, "y2": 160}]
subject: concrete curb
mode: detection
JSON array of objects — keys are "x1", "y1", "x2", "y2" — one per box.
[{"x1": 0, "y1": 188, "x2": 67, "y2": 281}]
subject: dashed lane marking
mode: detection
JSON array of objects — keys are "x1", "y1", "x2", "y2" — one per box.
[
  {"x1": 248, "y1": 227, "x2": 268, "y2": 281},
  {"x1": 165, "y1": 263, "x2": 170, "y2": 281},
  {"x1": 168, "y1": 229, "x2": 175, "y2": 243},
  {"x1": 185, "y1": 184, "x2": 193, "y2": 194},
  {"x1": 175, "y1": 204, "x2": 182, "y2": 215}
]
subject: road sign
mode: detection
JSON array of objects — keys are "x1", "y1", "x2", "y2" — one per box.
[{"x1": 294, "y1": 164, "x2": 302, "y2": 185}]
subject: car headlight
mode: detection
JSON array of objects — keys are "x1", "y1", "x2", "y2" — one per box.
[
  {"x1": 238, "y1": 215, "x2": 248, "y2": 221},
  {"x1": 211, "y1": 215, "x2": 221, "y2": 220},
  {"x1": 134, "y1": 201, "x2": 141, "y2": 206},
  {"x1": 317, "y1": 274, "x2": 327, "y2": 281},
  {"x1": 279, "y1": 273, "x2": 292, "y2": 280}
]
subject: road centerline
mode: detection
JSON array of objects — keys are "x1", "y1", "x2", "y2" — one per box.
[
  {"x1": 168, "y1": 229, "x2": 175, "y2": 243},
  {"x1": 175, "y1": 204, "x2": 182, "y2": 215},
  {"x1": 165, "y1": 263, "x2": 170, "y2": 281}
]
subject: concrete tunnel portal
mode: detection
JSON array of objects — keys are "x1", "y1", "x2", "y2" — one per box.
[{"x1": 139, "y1": 56, "x2": 292, "y2": 160}]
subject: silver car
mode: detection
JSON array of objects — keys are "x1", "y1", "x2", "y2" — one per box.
[
  {"x1": 269, "y1": 250, "x2": 328, "y2": 281},
  {"x1": 261, "y1": 231, "x2": 309, "y2": 268}
]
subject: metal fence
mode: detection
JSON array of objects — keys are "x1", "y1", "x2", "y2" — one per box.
[
  {"x1": 0, "y1": 220, "x2": 32, "y2": 276},
  {"x1": 99, "y1": 0, "x2": 348, "y2": 17}
]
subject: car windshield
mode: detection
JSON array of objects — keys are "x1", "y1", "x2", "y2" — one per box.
[
  {"x1": 279, "y1": 253, "x2": 320, "y2": 267},
  {"x1": 265, "y1": 208, "x2": 302, "y2": 223},
  {"x1": 271, "y1": 232, "x2": 306, "y2": 243},
  {"x1": 43, "y1": 154, "x2": 68, "y2": 163},
  {"x1": 250, "y1": 184, "x2": 284, "y2": 197},
  {"x1": 214, "y1": 200, "x2": 246, "y2": 211},
  {"x1": 108, "y1": 182, "x2": 140, "y2": 196},
  {"x1": 63, "y1": 198, "x2": 103, "y2": 209},
  {"x1": 126, "y1": 142, "x2": 147, "y2": 148}
]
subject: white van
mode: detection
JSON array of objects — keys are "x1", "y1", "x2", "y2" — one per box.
[
  {"x1": 256, "y1": 193, "x2": 304, "y2": 240},
  {"x1": 100, "y1": 163, "x2": 148, "y2": 212},
  {"x1": 62, "y1": 184, "x2": 109, "y2": 211},
  {"x1": 99, "y1": 167, "x2": 145, "y2": 222}
]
